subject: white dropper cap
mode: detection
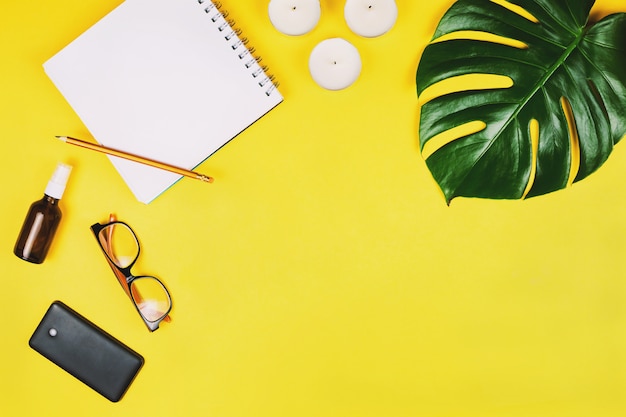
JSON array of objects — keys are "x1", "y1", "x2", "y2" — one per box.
[{"x1": 44, "y1": 163, "x2": 73, "y2": 200}]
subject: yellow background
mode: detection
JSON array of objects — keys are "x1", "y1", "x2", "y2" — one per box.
[{"x1": 2, "y1": 0, "x2": 626, "y2": 415}]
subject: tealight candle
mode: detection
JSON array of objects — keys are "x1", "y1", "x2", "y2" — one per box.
[
  {"x1": 308, "y1": 38, "x2": 362, "y2": 90},
  {"x1": 344, "y1": 0, "x2": 398, "y2": 38},
  {"x1": 268, "y1": 0, "x2": 321, "y2": 36}
]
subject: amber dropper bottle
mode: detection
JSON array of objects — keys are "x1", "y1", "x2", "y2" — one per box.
[{"x1": 14, "y1": 163, "x2": 72, "y2": 264}]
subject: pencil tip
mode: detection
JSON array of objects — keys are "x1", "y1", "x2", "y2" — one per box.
[{"x1": 55, "y1": 136, "x2": 68, "y2": 142}]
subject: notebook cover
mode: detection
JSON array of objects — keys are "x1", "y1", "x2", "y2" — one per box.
[
  {"x1": 29, "y1": 301, "x2": 144, "y2": 402},
  {"x1": 44, "y1": 0, "x2": 283, "y2": 203}
]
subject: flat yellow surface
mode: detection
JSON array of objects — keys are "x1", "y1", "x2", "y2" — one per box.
[{"x1": 2, "y1": 1, "x2": 626, "y2": 416}]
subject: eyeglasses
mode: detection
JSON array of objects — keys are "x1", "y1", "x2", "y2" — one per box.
[{"x1": 91, "y1": 215, "x2": 172, "y2": 331}]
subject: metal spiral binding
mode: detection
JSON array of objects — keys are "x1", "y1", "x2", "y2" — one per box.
[{"x1": 197, "y1": 0, "x2": 279, "y2": 96}]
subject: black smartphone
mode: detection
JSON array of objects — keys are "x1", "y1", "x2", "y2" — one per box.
[{"x1": 29, "y1": 301, "x2": 144, "y2": 402}]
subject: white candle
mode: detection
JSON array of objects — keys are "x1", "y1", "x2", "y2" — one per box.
[
  {"x1": 308, "y1": 38, "x2": 362, "y2": 90},
  {"x1": 268, "y1": 0, "x2": 321, "y2": 36},
  {"x1": 344, "y1": 0, "x2": 398, "y2": 38}
]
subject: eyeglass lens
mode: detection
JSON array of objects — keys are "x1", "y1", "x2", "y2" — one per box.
[
  {"x1": 99, "y1": 222, "x2": 138, "y2": 268},
  {"x1": 131, "y1": 277, "x2": 171, "y2": 322},
  {"x1": 98, "y1": 223, "x2": 171, "y2": 323}
]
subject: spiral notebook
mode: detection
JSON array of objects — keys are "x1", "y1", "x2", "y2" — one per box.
[{"x1": 44, "y1": 0, "x2": 283, "y2": 203}]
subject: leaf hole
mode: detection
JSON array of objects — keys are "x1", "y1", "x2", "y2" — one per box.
[
  {"x1": 421, "y1": 121, "x2": 486, "y2": 160},
  {"x1": 433, "y1": 30, "x2": 528, "y2": 50},
  {"x1": 587, "y1": 79, "x2": 609, "y2": 120},
  {"x1": 522, "y1": 119, "x2": 539, "y2": 199},
  {"x1": 419, "y1": 74, "x2": 513, "y2": 105},
  {"x1": 561, "y1": 97, "x2": 581, "y2": 187},
  {"x1": 489, "y1": 0, "x2": 539, "y2": 23}
]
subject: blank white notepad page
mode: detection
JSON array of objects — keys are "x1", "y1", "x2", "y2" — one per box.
[{"x1": 44, "y1": 0, "x2": 283, "y2": 203}]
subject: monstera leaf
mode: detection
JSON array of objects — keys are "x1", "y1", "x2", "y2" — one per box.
[{"x1": 416, "y1": 0, "x2": 626, "y2": 203}]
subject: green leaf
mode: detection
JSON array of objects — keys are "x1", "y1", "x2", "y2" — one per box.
[{"x1": 416, "y1": 0, "x2": 626, "y2": 203}]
